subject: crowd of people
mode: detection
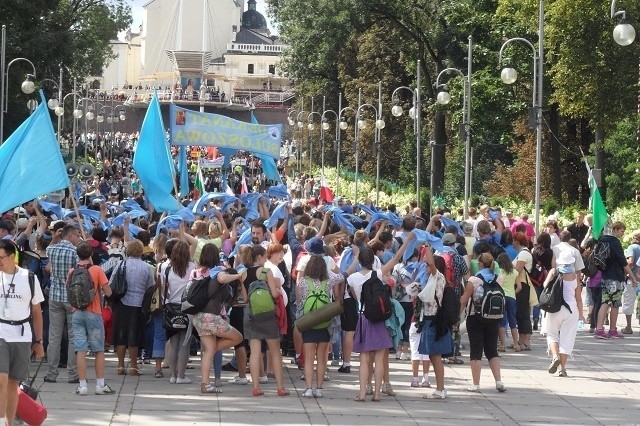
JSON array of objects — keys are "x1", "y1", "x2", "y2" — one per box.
[{"x1": 2, "y1": 170, "x2": 640, "y2": 424}]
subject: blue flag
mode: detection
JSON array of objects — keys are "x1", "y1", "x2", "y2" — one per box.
[
  {"x1": 250, "y1": 112, "x2": 283, "y2": 185},
  {"x1": 178, "y1": 146, "x2": 189, "y2": 197},
  {"x1": 133, "y1": 93, "x2": 180, "y2": 213},
  {"x1": 0, "y1": 91, "x2": 69, "y2": 214}
]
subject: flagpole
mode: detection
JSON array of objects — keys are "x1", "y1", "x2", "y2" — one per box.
[{"x1": 68, "y1": 185, "x2": 88, "y2": 240}]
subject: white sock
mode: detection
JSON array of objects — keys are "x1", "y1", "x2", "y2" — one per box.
[
  {"x1": 79, "y1": 379, "x2": 88, "y2": 387},
  {"x1": 342, "y1": 363, "x2": 350, "y2": 367},
  {"x1": 97, "y1": 378, "x2": 105, "y2": 387},
  {"x1": 412, "y1": 376, "x2": 418, "y2": 381},
  {"x1": 423, "y1": 374, "x2": 429, "y2": 382}
]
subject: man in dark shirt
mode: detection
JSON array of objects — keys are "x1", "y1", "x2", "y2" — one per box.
[
  {"x1": 594, "y1": 221, "x2": 639, "y2": 339},
  {"x1": 566, "y1": 212, "x2": 589, "y2": 245}
]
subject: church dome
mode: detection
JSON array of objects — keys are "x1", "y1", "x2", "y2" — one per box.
[{"x1": 242, "y1": 0, "x2": 268, "y2": 31}]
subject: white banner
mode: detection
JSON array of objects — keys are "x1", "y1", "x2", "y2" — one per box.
[{"x1": 199, "y1": 157, "x2": 225, "y2": 169}]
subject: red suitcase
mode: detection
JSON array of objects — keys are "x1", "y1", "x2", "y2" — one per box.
[{"x1": 16, "y1": 387, "x2": 47, "y2": 426}]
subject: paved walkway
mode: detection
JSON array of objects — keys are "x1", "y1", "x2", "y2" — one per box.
[{"x1": 31, "y1": 318, "x2": 640, "y2": 425}]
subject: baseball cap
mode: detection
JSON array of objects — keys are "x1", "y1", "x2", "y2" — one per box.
[
  {"x1": 304, "y1": 237, "x2": 325, "y2": 255},
  {"x1": 16, "y1": 218, "x2": 29, "y2": 230},
  {"x1": 442, "y1": 233, "x2": 457, "y2": 246}
]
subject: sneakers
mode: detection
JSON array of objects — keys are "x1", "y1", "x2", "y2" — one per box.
[
  {"x1": 495, "y1": 381, "x2": 506, "y2": 392},
  {"x1": 424, "y1": 389, "x2": 447, "y2": 399},
  {"x1": 558, "y1": 370, "x2": 568, "y2": 377},
  {"x1": 337, "y1": 365, "x2": 351, "y2": 374},
  {"x1": 383, "y1": 383, "x2": 395, "y2": 396},
  {"x1": 399, "y1": 353, "x2": 410, "y2": 361},
  {"x1": 228, "y1": 376, "x2": 249, "y2": 385},
  {"x1": 593, "y1": 329, "x2": 611, "y2": 340},
  {"x1": 169, "y1": 377, "x2": 176, "y2": 384},
  {"x1": 95, "y1": 384, "x2": 114, "y2": 395},
  {"x1": 176, "y1": 377, "x2": 192, "y2": 384},
  {"x1": 621, "y1": 326, "x2": 633, "y2": 335},
  {"x1": 330, "y1": 359, "x2": 341, "y2": 366},
  {"x1": 302, "y1": 388, "x2": 314, "y2": 398},
  {"x1": 410, "y1": 378, "x2": 421, "y2": 388},
  {"x1": 420, "y1": 378, "x2": 431, "y2": 388},
  {"x1": 467, "y1": 384, "x2": 480, "y2": 392},
  {"x1": 259, "y1": 375, "x2": 269, "y2": 384},
  {"x1": 548, "y1": 357, "x2": 560, "y2": 374},
  {"x1": 75, "y1": 385, "x2": 88, "y2": 396},
  {"x1": 608, "y1": 329, "x2": 624, "y2": 339},
  {"x1": 313, "y1": 388, "x2": 323, "y2": 398}
]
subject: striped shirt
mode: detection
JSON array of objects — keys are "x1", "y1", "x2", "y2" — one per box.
[{"x1": 46, "y1": 240, "x2": 79, "y2": 302}]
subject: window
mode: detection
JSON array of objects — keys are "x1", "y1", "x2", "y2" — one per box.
[
  {"x1": 248, "y1": 64, "x2": 254, "y2": 74},
  {"x1": 268, "y1": 65, "x2": 275, "y2": 74}
]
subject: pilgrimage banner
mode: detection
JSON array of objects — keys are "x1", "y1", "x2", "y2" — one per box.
[{"x1": 169, "y1": 104, "x2": 282, "y2": 157}]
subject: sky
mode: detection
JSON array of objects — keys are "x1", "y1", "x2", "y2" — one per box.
[{"x1": 122, "y1": 0, "x2": 278, "y2": 37}]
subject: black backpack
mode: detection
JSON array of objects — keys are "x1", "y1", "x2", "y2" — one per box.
[
  {"x1": 181, "y1": 275, "x2": 221, "y2": 315},
  {"x1": 592, "y1": 240, "x2": 611, "y2": 271},
  {"x1": 538, "y1": 273, "x2": 571, "y2": 314},
  {"x1": 474, "y1": 274, "x2": 505, "y2": 320},
  {"x1": 360, "y1": 271, "x2": 392, "y2": 323},
  {"x1": 108, "y1": 261, "x2": 128, "y2": 302},
  {"x1": 487, "y1": 241, "x2": 506, "y2": 259},
  {"x1": 66, "y1": 264, "x2": 95, "y2": 310}
]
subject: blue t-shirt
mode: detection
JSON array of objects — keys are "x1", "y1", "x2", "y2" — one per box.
[{"x1": 627, "y1": 243, "x2": 640, "y2": 275}]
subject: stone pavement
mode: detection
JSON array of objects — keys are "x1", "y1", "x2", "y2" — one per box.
[{"x1": 30, "y1": 318, "x2": 640, "y2": 426}]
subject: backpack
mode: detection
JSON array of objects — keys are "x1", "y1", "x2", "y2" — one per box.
[
  {"x1": 302, "y1": 278, "x2": 331, "y2": 329},
  {"x1": 435, "y1": 286, "x2": 460, "y2": 329},
  {"x1": 247, "y1": 269, "x2": 275, "y2": 320},
  {"x1": 487, "y1": 241, "x2": 506, "y2": 259},
  {"x1": 584, "y1": 251, "x2": 599, "y2": 278},
  {"x1": 108, "y1": 261, "x2": 128, "y2": 302},
  {"x1": 527, "y1": 256, "x2": 548, "y2": 287},
  {"x1": 440, "y1": 252, "x2": 456, "y2": 286},
  {"x1": 181, "y1": 275, "x2": 222, "y2": 315},
  {"x1": 0, "y1": 272, "x2": 36, "y2": 335},
  {"x1": 360, "y1": 271, "x2": 393, "y2": 323},
  {"x1": 592, "y1": 240, "x2": 611, "y2": 271},
  {"x1": 18, "y1": 250, "x2": 49, "y2": 295},
  {"x1": 66, "y1": 264, "x2": 95, "y2": 310},
  {"x1": 538, "y1": 273, "x2": 571, "y2": 314},
  {"x1": 290, "y1": 250, "x2": 307, "y2": 282},
  {"x1": 473, "y1": 273, "x2": 505, "y2": 320}
]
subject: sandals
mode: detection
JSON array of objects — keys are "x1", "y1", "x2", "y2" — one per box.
[
  {"x1": 371, "y1": 395, "x2": 381, "y2": 402},
  {"x1": 154, "y1": 370, "x2": 164, "y2": 378},
  {"x1": 518, "y1": 343, "x2": 531, "y2": 351},
  {"x1": 354, "y1": 394, "x2": 366, "y2": 402},
  {"x1": 129, "y1": 368, "x2": 143, "y2": 376},
  {"x1": 252, "y1": 388, "x2": 264, "y2": 397},
  {"x1": 201, "y1": 383, "x2": 222, "y2": 394},
  {"x1": 447, "y1": 358, "x2": 464, "y2": 365},
  {"x1": 277, "y1": 388, "x2": 290, "y2": 397},
  {"x1": 117, "y1": 367, "x2": 127, "y2": 375},
  {"x1": 498, "y1": 343, "x2": 506, "y2": 352}
]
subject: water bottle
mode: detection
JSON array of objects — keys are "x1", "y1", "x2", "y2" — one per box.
[{"x1": 577, "y1": 319, "x2": 585, "y2": 331}]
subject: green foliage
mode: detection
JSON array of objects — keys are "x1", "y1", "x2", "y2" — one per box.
[{"x1": 603, "y1": 117, "x2": 640, "y2": 208}]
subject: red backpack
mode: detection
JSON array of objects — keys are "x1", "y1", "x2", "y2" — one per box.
[
  {"x1": 290, "y1": 249, "x2": 308, "y2": 282},
  {"x1": 440, "y1": 252, "x2": 456, "y2": 287}
]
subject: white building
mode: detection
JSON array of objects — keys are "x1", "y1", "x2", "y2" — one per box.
[{"x1": 88, "y1": 0, "x2": 293, "y2": 111}]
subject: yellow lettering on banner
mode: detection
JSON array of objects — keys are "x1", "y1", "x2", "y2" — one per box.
[
  {"x1": 202, "y1": 132, "x2": 215, "y2": 144},
  {"x1": 174, "y1": 130, "x2": 186, "y2": 144},
  {"x1": 188, "y1": 130, "x2": 202, "y2": 143}
]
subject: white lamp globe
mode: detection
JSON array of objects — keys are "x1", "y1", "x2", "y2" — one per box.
[
  {"x1": 322, "y1": 121, "x2": 330, "y2": 131},
  {"x1": 73, "y1": 109, "x2": 83, "y2": 119},
  {"x1": 297, "y1": 121, "x2": 303, "y2": 128},
  {"x1": 96, "y1": 114, "x2": 104, "y2": 123},
  {"x1": 375, "y1": 119, "x2": 386, "y2": 129},
  {"x1": 391, "y1": 105, "x2": 403, "y2": 117},
  {"x1": 613, "y1": 23, "x2": 636, "y2": 46},
  {"x1": 21, "y1": 79, "x2": 35, "y2": 94},
  {"x1": 437, "y1": 91, "x2": 451, "y2": 105},
  {"x1": 408, "y1": 107, "x2": 416, "y2": 120},
  {"x1": 119, "y1": 113, "x2": 126, "y2": 121},
  {"x1": 113, "y1": 116, "x2": 120, "y2": 123},
  {"x1": 501, "y1": 67, "x2": 518, "y2": 84},
  {"x1": 85, "y1": 111, "x2": 94, "y2": 121},
  {"x1": 47, "y1": 98, "x2": 59, "y2": 109},
  {"x1": 339, "y1": 120, "x2": 348, "y2": 130},
  {"x1": 288, "y1": 118, "x2": 294, "y2": 126},
  {"x1": 54, "y1": 106, "x2": 64, "y2": 116},
  {"x1": 357, "y1": 119, "x2": 366, "y2": 130},
  {"x1": 107, "y1": 116, "x2": 113, "y2": 124},
  {"x1": 307, "y1": 123, "x2": 314, "y2": 131}
]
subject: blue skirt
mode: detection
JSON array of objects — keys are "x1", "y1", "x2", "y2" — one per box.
[
  {"x1": 418, "y1": 319, "x2": 453, "y2": 356},
  {"x1": 353, "y1": 315, "x2": 392, "y2": 353}
]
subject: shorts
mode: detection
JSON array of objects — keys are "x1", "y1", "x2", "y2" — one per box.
[
  {"x1": 302, "y1": 328, "x2": 330, "y2": 343},
  {"x1": 601, "y1": 279, "x2": 624, "y2": 308},
  {"x1": 409, "y1": 323, "x2": 429, "y2": 361},
  {"x1": 0, "y1": 339, "x2": 30, "y2": 381},
  {"x1": 72, "y1": 310, "x2": 105, "y2": 352},
  {"x1": 340, "y1": 298, "x2": 358, "y2": 332},
  {"x1": 622, "y1": 280, "x2": 636, "y2": 316},
  {"x1": 193, "y1": 313, "x2": 232, "y2": 337}
]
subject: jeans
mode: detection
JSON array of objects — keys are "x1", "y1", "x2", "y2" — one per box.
[
  {"x1": 46, "y1": 300, "x2": 77, "y2": 380},
  {"x1": 532, "y1": 285, "x2": 544, "y2": 322}
]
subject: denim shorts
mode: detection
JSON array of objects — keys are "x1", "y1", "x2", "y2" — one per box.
[
  {"x1": 72, "y1": 310, "x2": 105, "y2": 352},
  {"x1": 500, "y1": 296, "x2": 518, "y2": 329}
]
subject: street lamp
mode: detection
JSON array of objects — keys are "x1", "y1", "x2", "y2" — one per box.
[
  {"x1": 337, "y1": 101, "x2": 356, "y2": 199},
  {"x1": 320, "y1": 96, "x2": 339, "y2": 184},
  {"x1": 307, "y1": 108, "x2": 321, "y2": 172},
  {"x1": 75, "y1": 97, "x2": 96, "y2": 160},
  {"x1": 0, "y1": 25, "x2": 38, "y2": 143},
  {"x1": 611, "y1": 0, "x2": 636, "y2": 46},
  {"x1": 295, "y1": 108, "x2": 306, "y2": 177},
  {"x1": 499, "y1": 0, "x2": 544, "y2": 235},
  {"x1": 435, "y1": 36, "x2": 473, "y2": 218},
  {"x1": 355, "y1": 87, "x2": 386, "y2": 204},
  {"x1": 391, "y1": 59, "x2": 422, "y2": 206}
]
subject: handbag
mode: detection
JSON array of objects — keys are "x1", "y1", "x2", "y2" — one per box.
[
  {"x1": 162, "y1": 265, "x2": 189, "y2": 330},
  {"x1": 108, "y1": 261, "x2": 128, "y2": 302},
  {"x1": 418, "y1": 274, "x2": 437, "y2": 304}
]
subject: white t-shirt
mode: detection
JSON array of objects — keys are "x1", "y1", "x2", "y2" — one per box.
[
  {"x1": 265, "y1": 260, "x2": 285, "y2": 286},
  {"x1": 0, "y1": 267, "x2": 45, "y2": 342},
  {"x1": 552, "y1": 242, "x2": 585, "y2": 271},
  {"x1": 166, "y1": 262, "x2": 196, "y2": 304},
  {"x1": 296, "y1": 255, "x2": 336, "y2": 277},
  {"x1": 514, "y1": 248, "x2": 533, "y2": 272},
  {"x1": 346, "y1": 270, "x2": 372, "y2": 302}
]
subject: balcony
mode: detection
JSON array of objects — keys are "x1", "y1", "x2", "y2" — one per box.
[{"x1": 226, "y1": 43, "x2": 287, "y2": 54}]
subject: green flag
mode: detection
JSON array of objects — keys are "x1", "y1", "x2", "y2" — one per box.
[
  {"x1": 588, "y1": 171, "x2": 608, "y2": 240},
  {"x1": 194, "y1": 163, "x2": 205, "y2": 199}
]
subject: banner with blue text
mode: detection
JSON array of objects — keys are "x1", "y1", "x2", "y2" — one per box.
[{"x1": 169, "y1": 104, "x2": 282, "y2": 157}]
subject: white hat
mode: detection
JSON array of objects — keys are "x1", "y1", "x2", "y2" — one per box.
[{"x1": 16, "y1": 218, "x2": 29, "y2": 229}]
